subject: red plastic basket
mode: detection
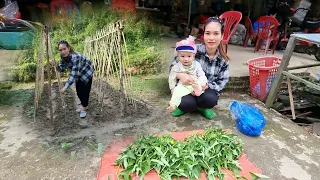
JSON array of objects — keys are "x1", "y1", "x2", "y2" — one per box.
[{"x1": 247, "y1": 56, "x2": 281, "y2": 102}]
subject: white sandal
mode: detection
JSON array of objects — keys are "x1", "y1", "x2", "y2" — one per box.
[{"x1": 80, "y1": 110, "x2": 87, "y2": 118}]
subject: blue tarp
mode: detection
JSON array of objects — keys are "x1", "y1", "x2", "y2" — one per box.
[{"x1": 0, "y1": 30, "x2": 34, "y2": 50}]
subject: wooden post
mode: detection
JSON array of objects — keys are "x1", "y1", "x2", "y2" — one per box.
[
  {"x1": 34, "y1": 52, "x2": 40, "y2": 122},
  {"x1": 287, "y1": 77, "x2": 296, "y2": 120},
  {"x1": 45, "y1": 26, "x2": 54, "y2": 124},
  {"x1": 118, "y1": 23, "x2": 125, "y2": 117},
  {"x1": 34, "y1": 29, "x2": 45, "y2": 122},
  {"x1": 287, "y1": 63, "x2": 320, "y2": 70},
  {"x1": 265, "y1": 36, "x2": 297, "y2": 107},
  {"x1": 187, "y1": 0, "x2": 192, "y2": 32},
  {"x1": 282, "y1": 71, "x2": 320, "y2": 91}
]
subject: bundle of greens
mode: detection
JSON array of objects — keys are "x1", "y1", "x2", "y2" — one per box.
[{"x1": 116, "y1": 128, "x2": 244, "y2": 180}]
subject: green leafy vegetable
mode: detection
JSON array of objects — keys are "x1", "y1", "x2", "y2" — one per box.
[
  {"x1": 116, "y1": 128, "x2": 244, "y2": 180},
  {"x1": 97, "y1": 143, "x2": 104, "y2": 156},
  {"x1": 250, "y1": 172, "x2": 270, "y2": 179}
]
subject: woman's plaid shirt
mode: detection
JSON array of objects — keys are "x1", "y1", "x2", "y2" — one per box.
[{"x1": 57, "y1": 52, "x2": 94, "y2": 89}]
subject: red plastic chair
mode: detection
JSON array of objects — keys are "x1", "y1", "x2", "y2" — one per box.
[
  {"x1": 111, "y1": 0, "x2": 136, "y2": 14},
  {"x1": 219, "y1": 11, "x2": 242, "y2": 54},
  {"x1": 243, "y1": 16, "x2": 256, "y2": 47},
  {"x1": 50, "y1": 0, "x2": 75, "y2": 18},
  {"x1": 254, "y1": 16, "x2": 280, "y2": 55}
]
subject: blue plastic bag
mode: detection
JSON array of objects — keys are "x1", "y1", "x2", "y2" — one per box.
[{"x1": 229, "y1": 101, "x2": 266, "y2": 136}]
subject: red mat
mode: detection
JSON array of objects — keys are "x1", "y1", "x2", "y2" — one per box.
[{"x1": 97, "y1": 130, "x2": 262, "y2": 180}]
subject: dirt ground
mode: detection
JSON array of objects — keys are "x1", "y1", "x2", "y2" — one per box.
[
  {"x1": 0, "y1": 79, "x2": 172, "y2": 180},
  {"x1": 0, "y1": 40, "x2": 174, "y2": 180},
  {"x1": 2, "y1": 78, "x2": 320, "y2": 180}
]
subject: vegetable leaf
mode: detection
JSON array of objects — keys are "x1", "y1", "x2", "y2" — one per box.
[
  {"x1": 116, "y1": 128, "x2": 244, "y2": 180},
  {"x1": 250, "y1": 172, "x2": 270, "y2": 179}
]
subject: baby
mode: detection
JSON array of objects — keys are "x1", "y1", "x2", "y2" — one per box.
[{"x1": 167, "y1": 36, "x2": 208, "y2": 112}]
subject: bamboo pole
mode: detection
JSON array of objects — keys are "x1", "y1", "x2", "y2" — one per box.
[
  {"x1": 99, "y1": 27, "x2": 116, "y2": 111},
  {"x1": 287, "y1": 77, "x2": 296, "y2": 120},
  {"x1": 48, "y1": 33, "x2": 67, "y2": 123},
  {"x1": 118, "y1": 24, "x2": 125, "y2": 117},
  {"x1": 121, "y1": 31, "x2": 135, "y2": 107},
  {"x1": 99, "y1": 28, "x2": 113, "y2": 111},
  {"x1": 45, "y1": 26, "x2": 54, "y2": 124},
  {"x1": 34, "y1": 31, "x2": 42, "y2": 121},
  {"x1": 110, "y1": 25, "x2": 121, "y2": 88},
  {"x1": 48, "y1": 33, "x2": 66, "y2": 109}
]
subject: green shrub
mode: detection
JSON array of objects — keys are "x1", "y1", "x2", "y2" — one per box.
[
  {"x1": 11, "y1": 29, "x2": 42, "y2": 82},
  {"x1": 17, "y1": 62, "x2": 37, "y2": 82},
  {"x1": 49, "y1": 7, "x2": 162, "y2": 74},
  {"x1": 14, "y1": 7, "x2": 162, "y2": 82}
]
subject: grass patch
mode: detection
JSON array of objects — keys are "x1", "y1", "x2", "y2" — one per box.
[
  {"x1": 131, "y1": 75, "x2": 169, "y2": 96},
  {"x1": 0, "y1": 106, "x2": 14, "y2": 121},
  {"x1": 0, "y1": 82, "x2": 33, "y2": 105},
  {"x1": 107, "y1": 74, "x2": 169, "y2": 99}
]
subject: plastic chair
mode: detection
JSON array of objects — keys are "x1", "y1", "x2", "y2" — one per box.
[
  {"x1": 243, "y1": 16, "x2": 256, "y2": 47},
  {"x1": 219, "y1": 11, "x2": 242, "y2": 54},
  {"x1": 254, "y1": 16, "x2": 280, "y2": 55},
  {"x1": 111, "y1": 0, "x2": 136, "y2": 14},
  {"x1": 50, "y1": 0, "x2": 76, "y2": 18}
]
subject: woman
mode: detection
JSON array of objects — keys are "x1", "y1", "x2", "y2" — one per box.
[
  {"x1": 55, "y1": 40, "x2": 94, "y2": 118},
  {"x1": 169, "y1": 17, "x2": 230, "y2": 120}
]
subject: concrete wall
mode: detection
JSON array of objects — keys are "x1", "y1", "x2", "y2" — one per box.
[{"x1": 0, "y1": 50, "x2": 21, "y2": 82}]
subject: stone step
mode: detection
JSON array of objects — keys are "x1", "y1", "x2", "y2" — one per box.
[{"x1": 225, "y1": 72, "x2": 313, "y2": 93}]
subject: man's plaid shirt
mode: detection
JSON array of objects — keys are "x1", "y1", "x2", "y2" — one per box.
[
  {"x1": 170, "y1": 43, "x2": 229, "y2": 93},
  {"x1": 57, "y1": 52, "x2": 94, "y2": 89}
]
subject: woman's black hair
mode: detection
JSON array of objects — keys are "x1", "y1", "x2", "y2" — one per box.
[
  {"x1": 205, "y1": 16, "x2": 225, "y2": 33},
  {"x1": 203, "y1": 16, "x2": 230, "y2": 61},
  {"x1": 58, "y1": 40, "x2": 75, "y2": 54}
]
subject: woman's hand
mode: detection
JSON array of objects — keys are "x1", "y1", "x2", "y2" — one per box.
[
  {"x1": 177, "y1": 73, "x2": 195, "y2": 86},
  {"x1": 202, "y1": 83, "x2": 208, "y2": 91},
  {"x1": 60, "y1": 87, "x2": 67, "y2": 93},
  {"x1": 52, "y1": 60, "x2": 57, "y2": 66},
  {"x1": 171, "y1": 88, "x2": 175, "y2": 94}
]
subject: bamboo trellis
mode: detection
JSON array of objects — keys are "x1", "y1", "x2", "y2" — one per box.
[
  {"x1": 34, "y1": 25, "x2": 66, "y2": 123},
  {"x1": 34, "y1": 21, "x2": 134, "y2": 121},
  {"x1": 84, "y1": 21, "x2": 135, "y2": 114}
]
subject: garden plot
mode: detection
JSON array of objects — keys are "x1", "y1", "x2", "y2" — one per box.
[
  {"x1": 32, "y1": 81, "x2": 151, "y2": 137},
  {"x1": 31, "y1": 21, "x2": 152, "y2": 137}
]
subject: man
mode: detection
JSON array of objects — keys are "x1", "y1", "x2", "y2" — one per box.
[{"x1": 252, "y1": 7, "x2": 278, "y2": 49}]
